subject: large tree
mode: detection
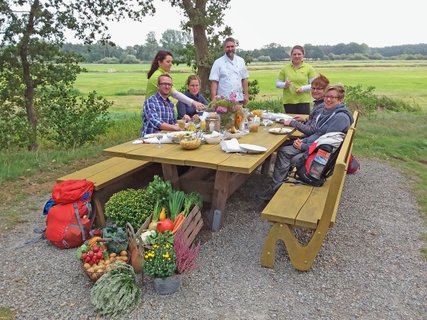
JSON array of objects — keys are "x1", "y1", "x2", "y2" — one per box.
[
  {"x1": 166, "y1": 0, "x2": 232, "y2": 95},
  {"x1": 0, "y1": 0, "x2": 155, "y2": 150}
]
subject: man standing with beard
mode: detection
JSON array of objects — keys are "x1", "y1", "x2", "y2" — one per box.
[{"x1": 209, "y1": 37, "x2": 249, "y2": 105}]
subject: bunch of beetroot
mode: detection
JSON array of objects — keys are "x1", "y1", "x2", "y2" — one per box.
[{"x1": 81, "y1": 246, "x2": 107, "y2": 266}]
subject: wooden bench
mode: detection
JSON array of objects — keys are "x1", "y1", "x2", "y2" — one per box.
[
  {"x1": 58, "y1": 157, "x2": 161, "y2": 227},
  {"x1": 260, "y1": 111, "x2": 359, "y2": 271}
]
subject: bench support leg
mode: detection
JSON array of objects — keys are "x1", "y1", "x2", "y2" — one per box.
[{"x1": 261, "y1": 221, "x2": 330, "y2": 271}]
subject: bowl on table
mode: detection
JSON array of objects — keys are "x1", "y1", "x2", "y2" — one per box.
[
  {"x1": 180, "y1": 138, "x2": 202, "y2": 150},
  {"x1": 203, "y1": 133, "x2": 223, "y2": 144}
]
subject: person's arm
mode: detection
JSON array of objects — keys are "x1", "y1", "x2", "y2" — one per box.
[
  {"x1": 276, "y1": 79, "x2": 292, "y2": 89},
  {"x1": 242, "y1": 78, "x2": 249, "y2": 104},
  {"x1": 176, "y1": 101, "x2": 186, "y2": 120},
  {"x1": 160, "y1": 122, "x2": 180, "y2": 131},
  {"x1": 210, "y1": 80, "x2": 218, "y2": 99},
  {"x1": 144, "y1": 99, "x2": 164, "y2": 132},
  {"x1": 171, "y1": 91, "x2": 205, "y2": 111},
  {"x1": 296, "y1": 77, "x2": 315, "y2": 93},
  {"x1": 287, "y1": 119, "x2": 317, "y2": 136}
]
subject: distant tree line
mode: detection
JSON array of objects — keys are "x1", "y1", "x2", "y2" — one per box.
[{"x1": 62, "y1": 35, "x2": 427, "y2": 63}]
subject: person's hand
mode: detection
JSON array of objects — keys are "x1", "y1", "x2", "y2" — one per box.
[
  {"x1": 285, "y1": 79, "x2": 292, "y2": 88},
  {"x1": 293, "y1": 116, "x2": 305, "y2": 122},
  {"x1": 283, "y1": 119, "x2": 292, "y2": 126},
  {"x1": 192, "y1": 100, "x2": 206, "y2": 111},
  {"x1": 182, "y1": 114, "x2": 191, "y2": 122},
  {"x1": 295, "y1": 87, "x2": 303, "y2": 94},
  {"x1": 293, "y1": 138, "x2": 303, "y2": 150}
]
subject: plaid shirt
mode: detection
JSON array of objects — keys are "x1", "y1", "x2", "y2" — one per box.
[{"x1": 141, "y1": 92, "x2": 176, "y2": 136}]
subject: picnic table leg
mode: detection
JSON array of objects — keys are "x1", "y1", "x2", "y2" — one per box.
[
  {"x1": 161, "y1": 164, "x2": 180, "y2": 189},
  {"x1": 261, "y1": 154, "x2": 273, "y2": 175},
  {"x1": 209, "y1": 171, "x2": 230, "y2": 230}
]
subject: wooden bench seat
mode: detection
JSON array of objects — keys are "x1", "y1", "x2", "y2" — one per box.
[
  {"x1": 260, "y1": 111, "x2": 359, "y2": 271},
  {"x1": 58, "y1": 157, "x2": 161, "y2": 227}
]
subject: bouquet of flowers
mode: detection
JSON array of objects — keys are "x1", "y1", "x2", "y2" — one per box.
[{"x1": 208, "y1": 93, "x2": 243, "y2": 131}]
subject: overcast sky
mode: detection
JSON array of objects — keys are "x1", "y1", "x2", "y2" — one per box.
[{"x1": 105, "y1": 0, "x2": 426, "y2": 50}]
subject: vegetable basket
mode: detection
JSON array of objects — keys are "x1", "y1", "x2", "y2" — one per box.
[{"x1": 81, "y1": 252, "x2": 129, "y2": 282}]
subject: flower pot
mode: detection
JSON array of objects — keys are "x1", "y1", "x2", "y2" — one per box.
[{"x1": 153, "y1": 274, "x2": 181, "y2": 295}]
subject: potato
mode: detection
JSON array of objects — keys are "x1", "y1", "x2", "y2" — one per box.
[
  {"x1": 119, "y1": 250, "x2": 128, "y2": 256},
  {"x1": 83, "y1": 263, "x2": 91, "y2": 270},
  {"x1": 109, "y1": 253, "x2": 117, "y2": 258}
]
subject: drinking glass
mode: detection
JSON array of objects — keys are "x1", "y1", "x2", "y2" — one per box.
[
  {"x1": 156, "y1": 134, "x2": 163, "y2": 148},
  {"x1": 177, "y1": 120, "x2": 185, "y2": 130}
]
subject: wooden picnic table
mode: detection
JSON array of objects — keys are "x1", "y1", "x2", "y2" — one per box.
[{"x1": 103, "y1": 123, "x2": 296, "y2": 229}]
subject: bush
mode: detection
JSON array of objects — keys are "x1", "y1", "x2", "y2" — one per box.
[
  {"x1": 97, "y1": 57, "x2": 120, "y2": 64},
  {"x1": 38, "y1": 86, "x2": 112, "y2": 148},
  {"x1": 248, "y1": 79, "x2": 260, "y2": 101},
  {"x1": 105, "y1": 188, "x2": 155, "y2": 230},
  {"x1": 345, "y1": 84, "x2": 420, "y2": 116}
]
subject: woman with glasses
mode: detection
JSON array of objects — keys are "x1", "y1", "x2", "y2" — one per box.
[
  {"x1": 177, "y1": 75, "x2": 209, "y2": 121},
  {"x1": 146, "y1": 51, "x2": 206, "y2": 111},
  {"x1": 282, "y1": 74, "x2": 329, "y2": 136},
  {"x1": 276, "y1": 45, "x2": 317, "y2": 115},
  {"x1": 258, "y1": 84, "x2": 353, "y2": 201}
]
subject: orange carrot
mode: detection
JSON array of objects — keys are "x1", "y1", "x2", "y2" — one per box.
[
  {"x1": 172, "y1": 216, "x2": 186, "y2": 234},
  {"x1": 173, "y1": 213, "x2": 184, "y2": 227}
]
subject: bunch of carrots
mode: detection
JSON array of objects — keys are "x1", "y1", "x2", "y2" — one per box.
[{"x1": 172, "y1": 213, "x2": 185, "y2": 234}]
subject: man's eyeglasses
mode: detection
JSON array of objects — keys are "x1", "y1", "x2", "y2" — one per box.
[
  {"x1": 324, "y1": 95, "x2": 339, "y2": 99},
  {"x1": 159, "y1": 83, "x2": 172, "y2": 87}
]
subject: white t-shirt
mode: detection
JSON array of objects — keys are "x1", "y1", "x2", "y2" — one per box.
[{"x1": 209, "y1": 54, "x2": 249, "y2": 101}]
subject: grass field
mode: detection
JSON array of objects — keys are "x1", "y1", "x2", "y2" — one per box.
[{"x1": 75, "y1": 60, "x2": 427, "y2": 112}]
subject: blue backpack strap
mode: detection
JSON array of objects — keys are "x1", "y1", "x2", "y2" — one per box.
[{"x1": 43, "y1": 198, "x2": 55, "y2": 215}]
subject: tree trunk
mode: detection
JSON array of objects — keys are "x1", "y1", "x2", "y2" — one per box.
[
  {"x1": 20, "y1": 0, "x2": 39, "y2": 150},
  {"x1": 181, "y1": 0, "x2": 211, "y2": 96},
  {"x1": 193, "y1": 25, "x2": 210, "y2": 96}
]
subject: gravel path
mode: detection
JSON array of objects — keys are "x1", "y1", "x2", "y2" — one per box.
[{"x1": 1, "y1": 159, "x2": 426, "y2": 319}]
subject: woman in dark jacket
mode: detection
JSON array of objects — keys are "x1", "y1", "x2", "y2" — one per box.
[{"x1": 177, "y1": 75, "x2": 209, "y2": 121}]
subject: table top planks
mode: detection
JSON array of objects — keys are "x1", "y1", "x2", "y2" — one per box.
[{"x1": 103, "y1": 123, "x2": 298, "y2": 174}]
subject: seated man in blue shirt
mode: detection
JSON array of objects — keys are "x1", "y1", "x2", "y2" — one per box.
[{"x1": 141, "y1": 74, "x2": 182, "y2": 136}]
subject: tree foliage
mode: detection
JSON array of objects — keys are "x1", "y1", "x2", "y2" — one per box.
[
  {"x1": 164, "y1": 0, "x2": 233, "y2": 95},
  {"x1": 0, "y1": 0, "x2": 156, "y2": 150}
]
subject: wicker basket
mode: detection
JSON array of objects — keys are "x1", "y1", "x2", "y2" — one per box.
[
  {"x1": 81, "y1": 252, "x2": 129, "y2": 282},
  {"x1": 180, "y1": 138, "x2": 201, "y2": 150}
]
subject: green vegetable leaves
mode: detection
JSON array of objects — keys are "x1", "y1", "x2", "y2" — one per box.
[
  {"x1": 183, "y1": 192, "x2": 203, "y2": 216},
  {"x1": 90, "y1": 263, "x2": 141, "y2": 318},
  {"x1": 168, "y1": 190, "x2": 185, "y2": 221}
]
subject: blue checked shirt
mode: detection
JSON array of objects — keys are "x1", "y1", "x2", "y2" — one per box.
[{"x1": 141, "y1": 92, "x2": 176, "y2": 136}]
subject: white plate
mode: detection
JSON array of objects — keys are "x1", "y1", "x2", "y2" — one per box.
[
  {"x1": 143, "y1": 133, "x2": 158, "y2": 139},
  {"x1": 239, "y1": 144, "x2": 267, "y2": 154},
  {"x1": 268, "y1": 127, "x2": 293, "y2": 135},
  {"x1": 166, "y1": 131, "x2": 193, "y2": 139}
]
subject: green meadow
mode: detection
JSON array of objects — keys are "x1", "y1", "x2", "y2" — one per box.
[{"x1": 75, "y1": 60, "x2": 427, "y2": 112}]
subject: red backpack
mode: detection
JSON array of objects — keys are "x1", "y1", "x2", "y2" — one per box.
[{"x1": 45, "y1": 180, "x2": 95, "y2": 249}]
